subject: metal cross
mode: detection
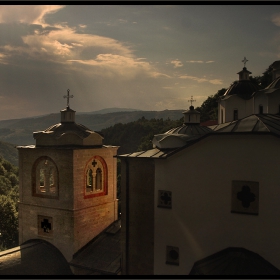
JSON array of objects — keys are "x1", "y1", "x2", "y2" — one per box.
[
  {"x1": 188, "y1": 96, "x2": 196, "y2": 106},
  {"x1": 63, "y1": 89, "x2": 74, "y2": 107},
  {"x1": 242, "y1": 57, "x2": 248, "y2": 67}
]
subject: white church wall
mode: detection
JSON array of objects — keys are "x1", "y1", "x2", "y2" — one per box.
[
  {"x1": 254, "y1": 93, "x2": 268, "y2": 114},
  {"x1": 268, "y1": 90, "x2": 280, "y2": 114},
  {"x1": 224, "y1": 96, "x2": 247, "y2": 123},
  {"x1": 154, "y1": 134, "x2": 280, "y2": 275}
]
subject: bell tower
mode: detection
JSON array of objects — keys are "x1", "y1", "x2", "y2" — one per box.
[{"x1": 17, "y1": 91, "x2": 119, "y2": 261}]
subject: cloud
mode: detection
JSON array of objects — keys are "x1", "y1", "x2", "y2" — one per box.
[
  {"x1": 68, "y1": 54, "x2": 154, "y2": 79},
  {"x1": 0, "y1": 5, "x2": 64, "y2": 25},
  {"x1": 171, "y1": 59, "x2": 183, "y2": 68},
  {"x1": 271, "y1": 13, "x2": 280, "y2": 27},
  {"x1": 179, "y1": 74, "x2": 223, "y2": 85},
  {"x1": 186, "y1": 60, "x2": 204, "y2": 63},
  {"x1": 186, "y1": 60, "x2": 215, "y2": 64}
]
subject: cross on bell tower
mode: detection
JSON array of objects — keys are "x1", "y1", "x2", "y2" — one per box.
[
  {"x1": 188, "y1": 96, "x2": 196, "y2": 107},
  {"x1": 63, "y1": 89, "x2": 74, "y2": 108}
]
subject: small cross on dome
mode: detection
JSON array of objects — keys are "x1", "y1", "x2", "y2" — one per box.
[
  {"x1": 63, "y1": 89, "x2": 74, "y2": 108},
  {"x1": 188, "y1": 96, "x2": 196, "y2": 106},
  {"x1": 242, "y1": 57, "x2": 248, "y2": 67}
]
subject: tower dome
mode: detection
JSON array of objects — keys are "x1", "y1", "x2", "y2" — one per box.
[
  {"x1": 152, "y1": 99, "x2": 212, "y2": 149},
  {"x1": 33, "y1": 90, "x2": 103, "y2": 147},
  {"x1": 222, "y1": 67, "x2": 261, "y2": 100}
]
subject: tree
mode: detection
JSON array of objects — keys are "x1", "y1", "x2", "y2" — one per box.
[
  {"x1": 196, "y1": 88, "x2": 227, "y2": 122},
  {"x1": 0, "y1": 195, "x2": 18, "y2": 249}
]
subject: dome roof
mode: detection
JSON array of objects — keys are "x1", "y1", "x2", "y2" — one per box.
[
  {"x1": 266, "y1": 76, "x2": 280, "y2": 89},
  {"x1": 152, "y1": 124, "x2": 212, "y2": 149},
  {"x1": 0, "y1": 239, "x2": 73, "y2": 275},
  {"x1": 223, "y1": 80, "x2": 261, "y2": 100},
  {"x1": 33, "y1": 106, "x2": 104, "y2": 147}
]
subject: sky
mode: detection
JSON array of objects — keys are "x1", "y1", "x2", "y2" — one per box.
[{"x1": 0, "y1": 4, "x2": 280, "y2": 120}]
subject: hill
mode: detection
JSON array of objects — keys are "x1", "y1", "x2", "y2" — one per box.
[
  {"x1": 0, "y1": 109, "x2": 185, "y2": 146},
  {"x1": 0, "y1": 141, "x2": 18, "y2": 166}
]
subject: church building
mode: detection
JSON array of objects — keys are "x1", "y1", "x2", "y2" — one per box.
[
  {"x1": 16, "y1": 91, "x2": 119, "y2": 263},
  {"x1": 118, "y1": 60, "x2": 280, "y2": 275},
  {"x1": 218, "y1": 58, "x2": 280, "y2": 124}
]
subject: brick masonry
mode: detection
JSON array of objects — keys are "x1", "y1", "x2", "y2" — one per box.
[{"x1": 18, "y1": 145, "x2": 118, "y2": 261}]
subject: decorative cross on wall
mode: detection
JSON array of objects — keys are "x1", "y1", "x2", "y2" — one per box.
[
  {"x1": 92, "y1": 159, "x2": 97, "y2": 167},
  {"x1": 161, "y1": 192, "x2": 172, "y2": 206},
  {"x1": 237, "y1": 185, "x2": 255, "y2": 208},
  {"x1": 63, "y1": 89, "x2": 74, "y2": 107},
  {"x1": 242, "y1": 57, "x2": 248, "y2": 67},
  {"x1": 188, "y1": 96, "x2": 196, "y2": 106},
  {"x1": 41, "y1": 219, "x2": 52, "y2": 233}
]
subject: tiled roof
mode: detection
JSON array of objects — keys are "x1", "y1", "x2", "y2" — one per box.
[
  {"x1": 211, "y1": 114, "x2": 280, "y2": 135},
  {"x1": 0, "y1": 240, "x2": 73, "y2": 275},
  {"x1": 69, "y1": 220, "x2": 121, "y2": 275}
]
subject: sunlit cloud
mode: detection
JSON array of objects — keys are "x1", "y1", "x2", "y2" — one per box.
[
  {"x1": 118, "y1": 19, "x2": 128, "y2": 24},
  {"x1": 0, "y1": 5, "x2": 64, "y2": 25},
  {"x1": 179, "y1": 74, "x2": 223, "y2": 85},
  {"x1": 171, "y1": 59, "x2": 183, "y2": 68},
  {"x1": 186, "y1": 60, "x2": 215, "y2": 64},
  {"x1": 186, "y1": 60, "x2": 204, "y2": 63},
  {"x1": 271, "y1": 13, "x2": 280, "y2": 27}
]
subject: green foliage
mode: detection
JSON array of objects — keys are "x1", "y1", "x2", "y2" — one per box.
[
  {"x1": 196, "y1": 88, "x2": 227, "y2": 122},
  {"x1": 0, "y1": 157, "x2": 19, "y2": 251},
  {"x1": 249, "y1": 67, "x2": 273, "y2": 89},
  {"x1": 101, "y1": 116, "x2": 183, "y2": 154},
  {"x1": 0, "y1": 195, "x2": 18, "y2": 249}
]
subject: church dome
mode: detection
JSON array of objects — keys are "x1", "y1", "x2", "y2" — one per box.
[
  {"x1": 152, "y1": 116, "x2": 212, "y2": 149},
  {"x1": 223, "y1": 79, "x2": 261, "y2": 100},
  {"x1": 222, "y1": 66, "x2": 261, "y2": 100},
  {"x1": 33, "y1": 106, "x2": 103, "y2": 147}
]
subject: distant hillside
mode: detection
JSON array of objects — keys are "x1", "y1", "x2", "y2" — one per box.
[
  {"x1": 0, "y1": 109, "x2": 184, "y2": 146},
  {"x1": 77, "y1": 107, "x2": 141, "y2": 115},
  {"x1": 0, "y1": 141, "x2": 18, "y2": 166}
]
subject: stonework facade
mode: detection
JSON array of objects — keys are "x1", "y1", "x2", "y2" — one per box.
[{"x1": 17, "y1": 106, "x2": 118, "y2": 261}]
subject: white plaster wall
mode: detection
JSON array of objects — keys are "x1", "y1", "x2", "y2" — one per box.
[
  {"x1": 254, "y1": 93, "x2": 268, "y2": 114},
  {"x1": 224, "y1": 96, "x2": 247, "y2": 122},
  {"x1": 268, "y1": 90, "x2": 280, "y2": 114},
  {"x1": 154, "y1": 134, "x2": 280, "y2": 275}
]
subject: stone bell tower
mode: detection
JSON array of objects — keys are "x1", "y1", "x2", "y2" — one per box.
[{"x1": 17, "y1": 90, "x2": 119, "y2": 261}]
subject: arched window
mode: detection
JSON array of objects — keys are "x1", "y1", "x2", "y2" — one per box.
[
  {"x1": 86, "y1": 169, "x2": 93, "y2": 192},
  {"x1": 96, "y1": 168, "x2": 102, "y2": 191},
  {"x1": 32, "y1": 156, "x2": 59, "y2": 198},
  {"x1": 84, "y1": 156, "x2": 108, "y2": 198}
]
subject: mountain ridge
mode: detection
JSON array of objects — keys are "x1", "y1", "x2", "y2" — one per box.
[{"x1": 0, "y1": 108, "x2": 185, "y2": 146}]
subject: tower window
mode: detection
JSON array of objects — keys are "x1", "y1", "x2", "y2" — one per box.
[
  {"x1": 32, "y1": 157, "x2": 59, "y2": 199},
  {"x1": 233, "y1": 109, "x2": 238, "y2": 121},
  {"x1": 84, "y1": 156, "x2": 108, "y2": 198},
  {"x1": 259, "y1": 105, "x2": 263, "y2": 114}
]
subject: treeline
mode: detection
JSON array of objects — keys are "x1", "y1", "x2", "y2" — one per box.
[
  {"x1": 101, "y1": 116, "x2": 184, "y2": 154},
  {"x1": 0, "y1": 156, "x2": 19, "y2": 251}
]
